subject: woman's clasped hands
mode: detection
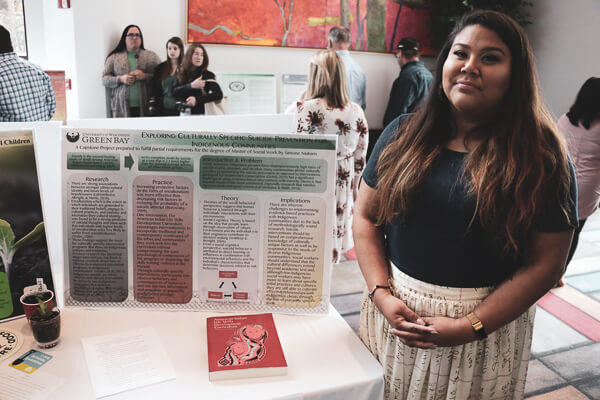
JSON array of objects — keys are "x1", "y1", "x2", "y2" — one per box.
[
  {"x1": 119, "y1": 73, "x2": 135, "y2": 85},
  {"x1": 374, "y1": 290, "x2": 473, "y2": 349},
  {"x1": 119, "y1": 69, "x2": 146, "y2": 85}
]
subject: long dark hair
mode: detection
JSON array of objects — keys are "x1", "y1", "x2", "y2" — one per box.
[
  {"x1": 567, "y1": 77, "x2": 600, "y2": 129},
  {"x1": 179, "y1": 43, "x2": 209, "y2": 83},
  {"x1": 158, "y1": 36, "x2": 184, "y2": 82},
  {"x1": 375, "y1": 10, "x2": 572, "y2": 256},
  {"x1": 106, "y1": 24, "x2": 145, "y2": 58}
]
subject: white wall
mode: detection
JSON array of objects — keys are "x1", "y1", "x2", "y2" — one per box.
[
  {"x1": 27, "y1": 1, "x2": 599, "y2": 126},
  {"x1": 24, "y1": 0, "x2": 78, "y2": 118},
  {"x1": 526, "y1": 0, "x2": 600, "y2": 118},
  {"x1": 68, "y1": 0, "x2": 405, "y2": 128}
]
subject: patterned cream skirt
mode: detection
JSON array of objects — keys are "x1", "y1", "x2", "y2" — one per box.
[{"x1": 359, "y1": 266, "x2": 535, "y2": 400}]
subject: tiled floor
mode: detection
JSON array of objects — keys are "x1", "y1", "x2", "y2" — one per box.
[{"x1": 331, "y1": 211, "x2": 600, "y2": 399}]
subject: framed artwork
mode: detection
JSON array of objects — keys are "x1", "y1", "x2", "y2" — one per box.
[
  {"x1": 0, "y1": 0, "x2": 27, "y2": 58},
  {"x1": 187, "y1": 0, "x2": 434, "y2": 55}
]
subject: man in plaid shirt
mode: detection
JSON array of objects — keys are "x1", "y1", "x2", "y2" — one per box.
[{"x1": 0, "y1": 25, "x2": 55, "y2": 121}]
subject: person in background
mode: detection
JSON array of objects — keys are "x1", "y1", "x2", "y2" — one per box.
[
  {"x1": 382, "y1": 37, "x2": 432, "y2": 129},
  {"x1": 102, "y1": 24, "x2": 160, "y2": 117},
  {"x1": 295, "y1": 50, "x2": 368, "y2": 263},
  {"x1": 150, "y1": 36, "x2": 184, "y2": 116},
  {"x1": 173, "y1": 43, "x2": 222, "y2": 115},
  {"x1": 354, "y1": 11, "x2": 576, "y2": 399},
  {"x1": 556, "y1": 77, "x2": 600, "y2": 285},
  {"x1": 0, "y1": 25, "x2": 55, "y2": 121},
  {"x1": 327, "y1": 26, "x2": 367, "y2": 110}
]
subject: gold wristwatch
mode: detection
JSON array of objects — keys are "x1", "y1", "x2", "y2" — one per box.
[{"x1": 466, "y1": 312, "x2": 488, "y2": 340}]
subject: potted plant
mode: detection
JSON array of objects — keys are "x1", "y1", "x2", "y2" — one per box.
[
  {"x1": 28, "y1": 293, "x2": 60, "y2": 348},
  {"x1": 20, "y1": 289, "x2": 54, "y2": 319}
]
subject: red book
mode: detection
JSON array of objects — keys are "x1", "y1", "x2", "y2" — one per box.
[{"x1": 206, "y1": 313, "x2": 287, "y2": 381}]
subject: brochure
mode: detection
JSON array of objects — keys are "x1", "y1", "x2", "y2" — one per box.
[{"x1": 81, "y1": 328, "x2": 176, "y2": 398}]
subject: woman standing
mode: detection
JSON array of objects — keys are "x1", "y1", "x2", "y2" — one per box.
[
  {"x1": 150, "y1": 37, "x2": 185, "y2": 116},
  {"x1": 559, "y1": 77, "x2": 600, "y2": 268},
  {"x1": 354, "y1": 11, "x2": 576, "y2": 399},
  {"x1": 295, "y1": 50, "x2": 368, "y2": 263},
  {"x1": 102, "y1": 25, "x2": 160, "y2": 117},
  {"x1": 173, "y1": 43, "x2": 223, "y2": 115}
]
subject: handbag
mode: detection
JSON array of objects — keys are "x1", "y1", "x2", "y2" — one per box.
[
  {"x1": 202, "y1": 79, "x2": 228, "y2": 115},
  {"x1": 204, "y1": 96, "x2": 228, "y2": 115}
]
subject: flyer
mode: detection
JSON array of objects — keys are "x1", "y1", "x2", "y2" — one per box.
[
  {"x1": 61, "y1": 128, "x2": 336, "y2": 314},
  {"x1": 81, "y1": 328, "x2": 175, "y2": 398},
  {"x1": 281, "y1": 74, "x2": 307, "y2": 114},
  {"x1": 216, "y1": 73, "x2": 277, "y2": 115},
  {"x1": 0, "y1": 130, "x2": 55, "y2": 322}
]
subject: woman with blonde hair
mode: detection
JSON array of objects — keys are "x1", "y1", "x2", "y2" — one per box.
[
  {"x1": 173, "y1": 43, "x2": 222, "y2": 115},
  {"x1": 354, "y1": 10, "x2": 576, "y2": 399},
  {"x1": 295, "y1": 50, "x2": 368, "y2": 263}
]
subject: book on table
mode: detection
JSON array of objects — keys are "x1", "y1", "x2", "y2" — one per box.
[{"x1": 206, "y1": 313, "x2": 287, "y2": 381}]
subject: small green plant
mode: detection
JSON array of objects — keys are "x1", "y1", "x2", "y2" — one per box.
[
  {"x1": 0, "y1": 220, "x2": 45, "y2": 282},
  {"x1": 34, "y1": 293, "x2": 54, "y2": 320}
]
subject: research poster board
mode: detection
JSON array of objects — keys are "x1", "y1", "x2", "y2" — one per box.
[
  {"x1": 216, "y1": 73, "x2": 277, "y2": 115},
  {"x1": 0, "y1": 129, "x2": 55, "y2": 321},
  {"x1": 61, "y1": 127, "x2": 337, "y2": 314}
]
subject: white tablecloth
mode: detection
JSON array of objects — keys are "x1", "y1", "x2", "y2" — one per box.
[
  {"x1": 2, "y1": 307, "x2": 383, "y2": 400},
  {"x1": 0, "y1": 119, "x2": 383, "y2": 399}
]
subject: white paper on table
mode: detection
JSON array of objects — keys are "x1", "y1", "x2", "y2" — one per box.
[
  {"x1": 81, "y1": 328, "x2": 176, "y2": 398},
  {"x1": 270, "y1": 393, "x2": 305, "y2": 400},
  {"x1": 0, "y1": 367, "x2": 64, "y2": 400}
]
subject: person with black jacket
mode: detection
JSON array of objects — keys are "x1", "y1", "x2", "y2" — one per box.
[
  {"x1": 173, "y1": 43, "x2": 222, "y2": 115},
  {"x1": 382, "y1": 37, "x2": 432, "y2": 129}
]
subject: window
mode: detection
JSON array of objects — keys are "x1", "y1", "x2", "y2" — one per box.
[{"x1": 0, "y1": 0, "x2": 27, "y2": 58}]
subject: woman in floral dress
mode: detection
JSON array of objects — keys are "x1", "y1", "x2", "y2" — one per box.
[{"x1": 295, "y1": 50, "x2": 368, "y2": 263}]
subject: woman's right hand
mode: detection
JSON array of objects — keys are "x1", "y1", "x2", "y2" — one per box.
[
  {"x1": 119, "y1": 74, "x2": 135, "y2": 85},
  {"x1": 190, "y1": 78, "x2": 206, "y2": 90},
  {"x1": 373, "y1": 290, "x2": 438, "y2": 347},
  {"x1": 353, "y1": 183, "x2": 437, "y2": 347}
]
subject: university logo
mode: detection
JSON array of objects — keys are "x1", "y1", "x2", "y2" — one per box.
[{"x1": 66, "y1": 131, "x2": 80, "y2": 143}]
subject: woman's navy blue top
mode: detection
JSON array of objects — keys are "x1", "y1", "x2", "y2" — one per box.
[{"x1": 362, "y1": 116, "x2": 578, "y2": 287}]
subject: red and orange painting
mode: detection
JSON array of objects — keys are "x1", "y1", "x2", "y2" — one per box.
[{"x1": 187, "y1": 0, "x2": 434, "y2": 55}]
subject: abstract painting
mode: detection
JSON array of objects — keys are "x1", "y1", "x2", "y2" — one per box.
[{"x1": 187, "y1": 0, "x2": 434, "y2": 55}]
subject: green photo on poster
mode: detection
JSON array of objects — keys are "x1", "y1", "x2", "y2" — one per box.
[{"x1": 0, "y1": 130, "x2": 54, "y2": 321}]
